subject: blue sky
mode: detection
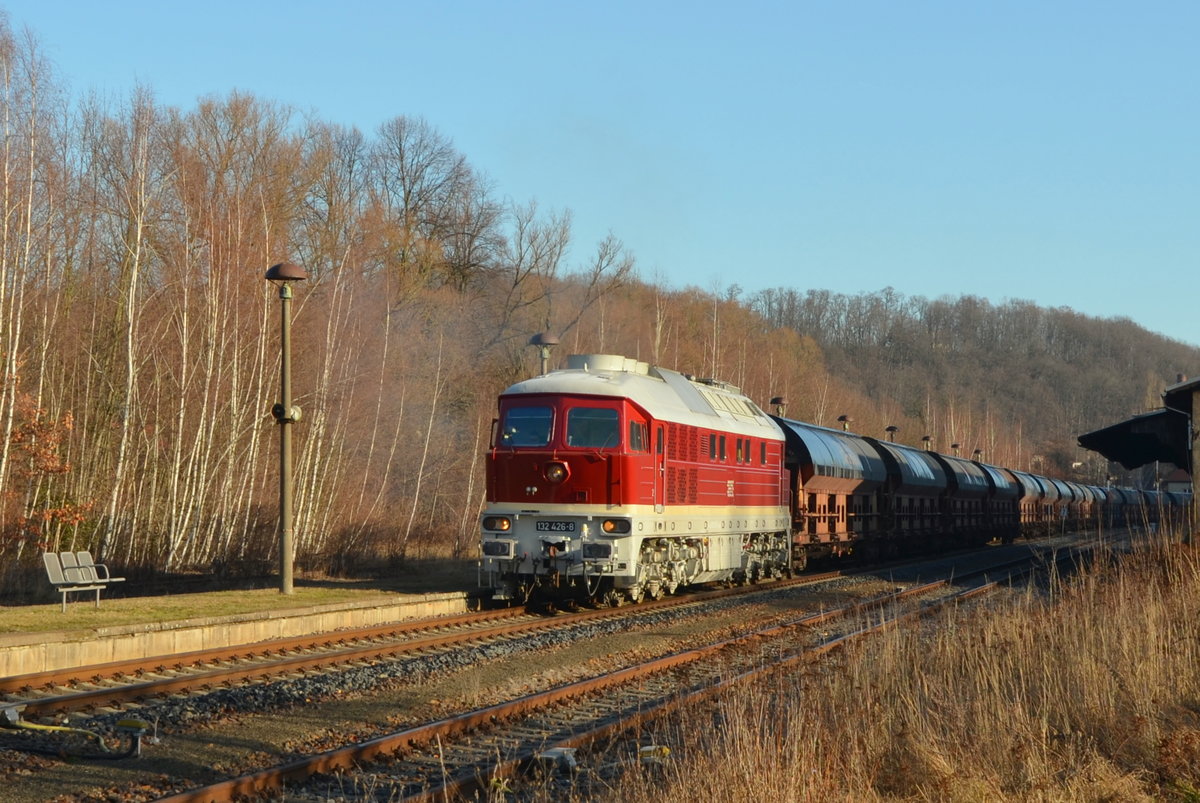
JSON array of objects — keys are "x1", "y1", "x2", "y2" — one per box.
[{"x1": 4, "y1": 1, "x2": 1198, "y2": 347}]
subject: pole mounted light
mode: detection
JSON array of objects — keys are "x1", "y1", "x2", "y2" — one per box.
[
  {"x1": 265, "y1": 261, "x2": 307, "y2": 595},
  {"x1": 770, "y1": 396, "x2": 787, "y2": 417},
  {"x1": 885, "y1": 425, "x2": 899, "y2": 442},
  {"x1": 529, "y1": 332, "x2": 560, "y2": 376}
]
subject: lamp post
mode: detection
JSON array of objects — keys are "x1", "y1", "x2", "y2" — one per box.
[
  {"x1": 885, "y1": 425, "x2": 899, "y2": 442},
  {"x1": 265, "y1": 261, "x2": 307, "y2": 594},
  {"x1": 528, "y1": 332, "x2": 559, "y2": 376}
]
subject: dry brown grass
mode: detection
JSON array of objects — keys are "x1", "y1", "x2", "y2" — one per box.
[{"x1": 600, "y1": 535, "x2": 1200, "y2": 802}]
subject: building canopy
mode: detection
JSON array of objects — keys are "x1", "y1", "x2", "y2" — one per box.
[
  {"x1": 1078, "y1": 409, "x2": 1186, "y2": 470},
  {"x1": 1078, "y1": 375, "x2": 1200, "y2": 471}
]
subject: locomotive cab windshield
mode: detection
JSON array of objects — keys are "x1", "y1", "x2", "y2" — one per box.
[
  {"x1": 497, "y1": 400, "x2": 624, "y2": 451},
  {"x1": 566, "y1": 407, "x2": 619, "y2": 448},
  {"x1": 499, "y1": 405, "x2": 553, "y2": 447}
]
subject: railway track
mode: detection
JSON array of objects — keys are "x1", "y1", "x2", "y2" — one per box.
[
  {"x1": 159, "y1": 548, "x2": 1062, "y2": 803},
  {"x1": 0, "y1": 537, "x2": 1106, "y2": 801},
  {"x1": 0, "y1": 571, "x2": 845, "y2": 722}
]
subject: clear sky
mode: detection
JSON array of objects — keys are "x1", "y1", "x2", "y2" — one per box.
[{"x1": 3, "y1": 1, "x2": 1198, "y2": 346}]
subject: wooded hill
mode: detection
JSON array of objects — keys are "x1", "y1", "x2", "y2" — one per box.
[{"x1": 0, "y1": 22, "x2": 1193, "y2": 578}]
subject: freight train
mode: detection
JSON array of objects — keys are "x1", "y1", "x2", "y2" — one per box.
[{"x1": 479, "y1": 354, "x2": 1186, "y2": 607}]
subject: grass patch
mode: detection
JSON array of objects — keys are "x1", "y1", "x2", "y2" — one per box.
[{"x1": 0, "y1": 559, "x2": 479, "y2": 634}]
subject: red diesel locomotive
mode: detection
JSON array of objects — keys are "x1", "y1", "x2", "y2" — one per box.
[{"x1": 479, "y1": 354, "x2": 791, "y2": 606}]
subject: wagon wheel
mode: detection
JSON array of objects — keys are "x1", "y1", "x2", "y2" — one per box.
[{"x1": 792, "y1": 549, "x2": 808, "y2": 573}]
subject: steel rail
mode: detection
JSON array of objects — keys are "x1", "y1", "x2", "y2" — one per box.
[
  {"x1": 0, "y1": 606, "x2": 524, "y2": 694},
  {"x1": 151, "y1": 575, "x2": 959, "y2": 803},
  {"x1": 415, "y1": 548, "x2": 1084, "y2": 802},
  {"x1": 152, "y1": 543, "x2": 1098, "y2": 801},
  {"x1": 10, "y1": 571, "x2": 844, "y2": 719}
]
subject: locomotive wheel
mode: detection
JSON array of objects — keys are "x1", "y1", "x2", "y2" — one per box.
[{"x1": 602, "y1": 589, "x2": 624, "y2": 608}]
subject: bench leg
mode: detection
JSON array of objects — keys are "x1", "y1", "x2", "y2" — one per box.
[
  {"x1": 94, "y1": 588, "x2": 101, "y2": 608},
  {"x1": 61, "y1": 590, "x2": 67, "y2": 613}
]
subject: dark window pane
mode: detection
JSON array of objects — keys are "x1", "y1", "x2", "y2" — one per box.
[
  {"x1": 629, "y1": 421, "x2": 648, "y2": 452},
  {"x1": 567, "y1": 407, "x2": 620, "y2": 448},
  {"x1": 499, "y1": 406, "x2": 553, "y2": 447}
]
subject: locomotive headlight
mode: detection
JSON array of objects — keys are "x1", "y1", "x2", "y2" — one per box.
[
  {"x1": 601, "y1": 519, "x2": 632, "y2": 534},
  {"x1": 482, "y1": 540, "x2": 514, "y2": 557},
  {"x1": 544, "y1": 461, "x2": 569, "y2": 483},
  {"x1": 583, "y1": 542, "x2": 612, "y2": 558},
  {"x1": 482, "y1": 516, "x2": 512, "y2": 532}
]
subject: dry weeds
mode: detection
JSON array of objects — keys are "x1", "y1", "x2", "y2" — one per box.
[{"x1": 600, "y1": 535, "x2": 1200, "y2": 802}]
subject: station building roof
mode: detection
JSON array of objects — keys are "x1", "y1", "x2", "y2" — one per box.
[
  {"x1": 1078, "y1": 375, "x2": 1200, "y2": 472},
  {"x1": 1078, "y1": 409, "x2": 1189, "y2": 471}
]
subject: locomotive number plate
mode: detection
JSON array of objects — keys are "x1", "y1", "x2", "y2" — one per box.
[{"x1": 536, "y1": 520, "x2": 576, "y2": 532}]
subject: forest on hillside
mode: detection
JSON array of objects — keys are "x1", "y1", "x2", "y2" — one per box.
[{"x1": 0, "y1": 22, "x2": 1193, "y2": 578}]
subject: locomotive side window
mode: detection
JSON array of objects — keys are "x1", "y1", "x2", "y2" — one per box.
[
  {"x1": 567, "y1": 407, "x2": 620, "y2": 448},
  {"x1": 760, "y1": 442, "x2": 767, "y2": 465},
  {"x1": 628, "y1": 420, "x2": 648, "y2": 452},
  {"x1": 709, "y1": 433, "x2": 717, "y2": 459},
  {"x1": 499, "y1": 405, "x2": 553, "y2": 447}
]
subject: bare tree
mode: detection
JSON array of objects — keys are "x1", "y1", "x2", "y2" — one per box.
[{"x1": 479, "y1": 200, "x2": 570, "y2": 351}]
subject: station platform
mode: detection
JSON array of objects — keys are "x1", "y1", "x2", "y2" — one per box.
[{"x1": 0, "y1": 571, "x2": 479, "y2": 677}]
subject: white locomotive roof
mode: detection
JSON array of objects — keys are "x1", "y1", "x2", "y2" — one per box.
[{"x1": 502, "y1": 354, "x2": 783, "y2": 439}]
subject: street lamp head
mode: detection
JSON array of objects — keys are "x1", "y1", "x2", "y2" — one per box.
[
  {"x1": 265, "y1": 262, "x2": 308, "y2": 284},
  {"x1": 529, "y1": 332, "x2": 560, "y2": 376}
]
